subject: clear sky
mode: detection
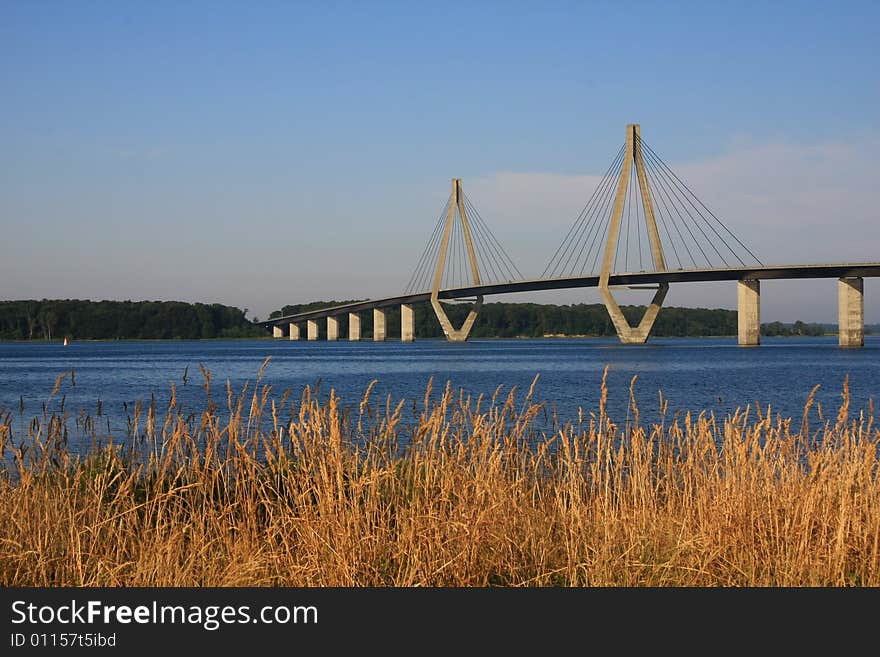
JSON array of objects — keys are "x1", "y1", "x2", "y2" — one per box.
[{"x1": 2, "y1": 1, "x2": 878, "y2": 322}]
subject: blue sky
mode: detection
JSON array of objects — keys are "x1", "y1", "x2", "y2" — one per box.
[{"x1": 2, "y1": 1, "x2": 879, "y2": 322}]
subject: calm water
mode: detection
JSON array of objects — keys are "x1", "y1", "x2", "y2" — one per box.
[{"x1": 1, "y1": 336, "x2": 878, "y2": 452}]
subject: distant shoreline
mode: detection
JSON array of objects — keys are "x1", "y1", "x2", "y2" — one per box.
[
  {"x1": 1, "y1": 299, "x2": 856, "y2": 341},
  {"x1": 0, "y1": 333, "x2": 854, "y2": 344}
]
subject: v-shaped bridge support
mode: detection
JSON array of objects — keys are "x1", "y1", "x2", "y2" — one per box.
[
  {"x1": 598, "y1": 124, "x2": 669, "y2": 344},
  {"x1": 430, "y1": 178, "x2": 483, "y2": 342}
]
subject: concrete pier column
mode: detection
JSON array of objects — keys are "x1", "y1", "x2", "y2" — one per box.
[
  {"x1": 737, "y1": 279, "x2": 760, "y2": 346},
  {"x1": 289, "y1": 323, "x2": 300, "y2": 340},
  {"x1": 373, "y1": 308, "x2": 386, "y2": 342},
  {"x1": 348, "y1": 312, "x2": 361, "y2": 341},
  {"x1": 327, "y1": 316, "x2": 339, "y2": 341},
  {"x1": 307, "y1": 319, "x2": 318, "y2": 341},
  {"x1": 401, "y1": 304, "x2": 415, "y2": 342},
  {"x1": 272, "y1": 325, "x2": 283, "y2": 339},
  {"x1": 838, "y1": 277, "x2": 864, "y2": 348}
]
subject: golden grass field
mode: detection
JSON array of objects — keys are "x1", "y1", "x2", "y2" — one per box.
[{"x1": 1, "y1": 360, "x2": 878, "y2": 586}]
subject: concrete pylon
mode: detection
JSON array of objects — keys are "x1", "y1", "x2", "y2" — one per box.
[
  {"x1": 430, "y1": 178, "x2": 483, "y2": 342},
  {"x1": 348, "y1": 312, "x2": 361, "y2": 341},
  {"x1": 373, "y1": 308, "x2": 386, "y2": 341},
  {"x1": 327, "y1": 316, "x2": 339, "y2": 341},
  {"x1": 401, "y1": 304, "x2": 415, "y2": 342},
  {"x1": 289, "y1": 323, "x2": 300, "y2": 340},
  {"x1": 272, "y1": 325, "x2": 283, "y2": 339},
  {"x1": 598, "y1": 124, "x2": 669, "y2": 344},
  {"x1": 737, "y1": 279, "x2": 760, "y2": 346},
  {"x1": 838, "y1": 277, "x2": 864, "y2": 347}
]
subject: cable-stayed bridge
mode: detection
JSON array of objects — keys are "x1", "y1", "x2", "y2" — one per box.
[{"x1": 261, "y1": 124, "x2": 880, "y2": 347}]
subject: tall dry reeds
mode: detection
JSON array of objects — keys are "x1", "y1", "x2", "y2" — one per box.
[{"x1": 0, "y1": 361, "x2": 878, "y2": 586}]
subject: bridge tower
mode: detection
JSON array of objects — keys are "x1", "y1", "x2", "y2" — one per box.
[
  {"x1": 430, "y1": 178, "x2": 483, "y2": 342},
  {"x1": 598, "y1": 124, "x2": 668, "y2": 344}
]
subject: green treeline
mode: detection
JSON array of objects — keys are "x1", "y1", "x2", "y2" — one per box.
[
  {"x1": 269, "y1": 300, "x2": 365, "y2": 319},
  {"x1": 761, "y1": 320, "x2": 826, "y2": 337},
  {"x1": 269, "y1": 300, "x2": 830, "y2": 339},
  {"x1": 0, "y1": 298, "x2": 833, "y2": 342},
  {"x1": 0, "y1": 299, "x2": 264, "y2": 340}
]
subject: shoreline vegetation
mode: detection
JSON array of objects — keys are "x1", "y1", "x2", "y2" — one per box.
[
  {"x1": 270, "y1": 299, "x2": 836, "y2": 340},
  {"x1": 0, "y1": 298, "x2": 851, "y2": 341},
  {"x1": 0, "y1": 299, "x2": 265, "y2": 341},
  {"x1": 0, "y1": 332, "x2": 847, "y2": 344},
  {"x1": 1, "y1": 363, "x2": 877, "y2": 586}
]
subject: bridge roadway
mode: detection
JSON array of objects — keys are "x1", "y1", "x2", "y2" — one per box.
[{"x1": 261, "y1": 262, "x2": 880, "y2": 326}]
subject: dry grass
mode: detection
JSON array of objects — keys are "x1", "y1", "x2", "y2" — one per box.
[{"x1": 1, "y1": 361, "x2": 878, "y2": 586}]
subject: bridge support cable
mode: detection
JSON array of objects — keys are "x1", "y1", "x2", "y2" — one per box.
[
  {"x1": 642, "y1": 149, "x2": 711, "y2": 267},
  {"x1": 641, "y1": 146, "x2": 729, "y2": 267},
  {"x1": 541, "y1": 145, "x2": 624, "y2": 278},
  {"x1": 573, "y1": 149, "x2": 627, "y2": 276},
  {"x1": 405, "y1": 199, "x2": 452, "y2": 295},
  {"x1": 542, "y1": 145, "x2": 625, "y2": 279},
  {"x1": 645, "y1": 159, "x2": 692, "y2": 269},
  {"x1": 636, "y1": 133, "x2": 762, "y2": 267},
  {"x1": 462, "y1": 192, "x2": 523, "y2": 282},
  {"x1": 584, "y1": 157, "x2": 627, "y2": 275}
]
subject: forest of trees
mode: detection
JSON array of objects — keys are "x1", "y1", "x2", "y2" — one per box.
[
  {"x1": 268, "y1": 300, "x2": 831, "y2": 340},
  {"x1": 0, "y1": 298, "x2": 835, "y2": 342},
  {"x1": 0, "y1": 299, "x2": 264, "y2": 340},
  {"x1": 761, "y1": 320, "x2": 826, "y2": 337}
]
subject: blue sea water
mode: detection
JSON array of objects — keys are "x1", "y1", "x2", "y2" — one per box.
[{"x1": 0, "y1": 336, "x2": 878, "y2": 452}]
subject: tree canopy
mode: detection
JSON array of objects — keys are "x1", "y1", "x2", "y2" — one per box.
[
  {"x1": 267, "y1": 300, "x2": 831, "y2": 339},
  {"x1": 0, "y1": 299, "x2": 264, "y2": 340}
]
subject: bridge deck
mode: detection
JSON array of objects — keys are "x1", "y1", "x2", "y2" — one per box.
[{"x1": 261, "y1": 262, "x2": 880, "y2": 326}]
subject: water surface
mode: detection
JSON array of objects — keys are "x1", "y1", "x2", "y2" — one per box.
[{"x1": 1, "y1": 336, "x2": 877, "y2": 451}]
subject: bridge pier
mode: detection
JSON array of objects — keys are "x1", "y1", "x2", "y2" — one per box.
[
  {"x1": 401, "y1": 304, "x2": 414, "y2": 342},
  {"x1": 307, "y1": 319, "x2": 318, "y2": 341},
  {"x1": 327, "y1": 316, "x2": 339, "y2": 341},
  {"x1": 599, "y1": 285, "x2": 667, "y2": 344},
  {"x1": 373, "y1": 308, "x2": 386, "y2": 341},
  {"x1": 431, "y1": 298, "x2": 482, "y2": 342},
  {"x1": 289, "y1": 322, "x2": 300, "y2": 340},
  {"x1": 273, "y1": 325, "x2": 283, "y2": 339},
  {"x1": 737, "y1": 279, "x2": 760, "y2": 346},
  {"x1": 838, "y1": 277, "x2": 864, "y2": 347},
  {"x1": 349, "y1": 312, "x2": 361, "y2": 341}
]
